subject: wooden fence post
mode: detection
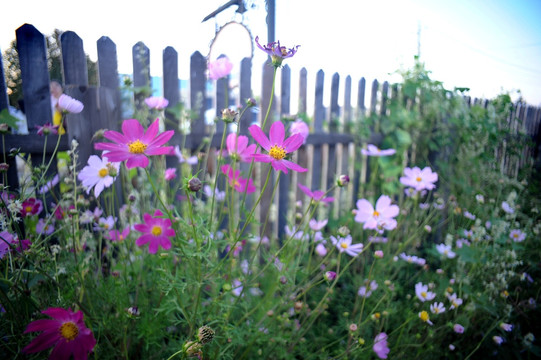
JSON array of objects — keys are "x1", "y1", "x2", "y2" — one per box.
[
  {"x1": 327, "y1": 72, "x2": 340, "y2": 196},
  {"x1": 190, "y1": 51, "x2": 207, "y2": 135},
  {"x1": 132, "y1": 42, "x2": 150, "y2": 112},
  {"x1": 311, "y1": 70, "x2": 325, "y2": 191},
  {"x1": 352, "y1": 77, "x2": 366, "y2": 202},
  {"x1": 278, "y1": 64, "x2": 291, "y2": 239},
  {"x1": 163, "y1": 46, "x2": 180, "y2": 169},
  {"x1": 239, "y1": 57, "x2": 253, "y2": 134},
  {"x1": 296, "y1": 68, "x2": 308, "y2": 204}
]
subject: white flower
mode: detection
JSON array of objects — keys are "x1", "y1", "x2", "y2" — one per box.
[
  {"x1": 78, "y1": 155, "x2": 119, "y2": 198},
  {"x1": 501, "y1": 201, "x2": 514, "y2": 214},
  {"x1": 415, "y1": 282, "x2": 436, "y2": 302},
  {"x1": 436, "y1": 243, "x2": 456, "y2": 259},
  {"x1": 446, "y1": 293, "x2": 463, "y2": 309},
  {"x1": 430, "y1": 302, "x2": 446, "y2": 314}
]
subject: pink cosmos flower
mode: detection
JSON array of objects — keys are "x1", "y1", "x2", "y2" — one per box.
[
  {"x1": 373, "y1": 332, "x2": 390, "y2": 359},
  {"x1": 22, "y1": 307, "x2": 96, "y2": 359},
  {"x1": 36, "y1": 123, "x2": 59, "y2": 136},
  {"x1": 164, "y1": 168, "x2": 177, "y2": 181},
  {"x1": 361, "y1": 144, "x2": 396, "y2": 156},
  {"x1": 435, "y1": 243, "x2": 456, "y2": 259},
  {"x1": 330, "y1": 235, "x2": 364, "y2": 257},
  {"x1": 298, "y1": 183, "x2": 334, "y2": 203},
  {"x1": 78, "y1": 155, "x2": 119, "y2": 198},
  {"x1": 221, "y1": 164, "x2": 256, "y2": 194},
  {"x1": 95, "y1": 118, "x2": 174, "y2": 169},
  {"x1": 208, "y1": 56, "x2": 233, "y2": 80},
  {"x1": 453, "y1": 324, "x2": 464, "y2": 334},
  {"x1": 0, "y1": 231, "x2": 16, "y2": 259},
  {"x1": 309, "y1": 218, "x2": 328, "y2": 231},
  {"x1": 354, "y1": 195, "x2": 399, "y2": 231},
  {"x1": 172, "y1": 146, "x2": 198, "y2": 165},
  {"x1": 315, "y1": 243, "x2": 327, "y2": 256},
  {"x1": 255, "y1": 36, "x2": 299, "y2": 67},
  {"x1": 57, "y1": 94, "x2": 84, "y2": 113},
  {"x1": 289, "y1": 119, "x2": 309, "y2": 144},
  {"x1": 249, "y1": 121, "x2": 307, "y2": 174},
  {"x1": 225, "y1": 133, "x2": 257, "y2": 163},
  {"x1": 106, "y1": 226, "x2": 130, "y2": 242},
  {"x1": 144, "y1": 96, "x2": 169, "y2": 110},
  {"x1": 324, "y1": 271, "x2": 336, "y2": 281},
  {"x1": 509, "y1": 229, "x2": 526, "y2": 242},
  {"x1": 36, "y1": 219, "x2": 55, "y2": 235},
  {"x1": 415, "y1": 282, "x2": 436, "y2": 302},
  {"x1": 134, "y1": 209, "x2": 176, "y2": 254},
  {"x1": 38, "y1": 174, "x2": 60, "y2": 194},
  {"x1": 400, "y1": 166, "x2": 438, "y2": 191},
  {"x1": 93, "y1": 216, "x2": 116, "y2": 232},
  {"x1": 21, "y1": 198, "x2": 43, "y2": 217}
]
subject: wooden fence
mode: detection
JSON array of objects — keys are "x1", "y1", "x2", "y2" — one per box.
[{"x1": 1, "y1": 23, "x2": 540, "y2": 240}]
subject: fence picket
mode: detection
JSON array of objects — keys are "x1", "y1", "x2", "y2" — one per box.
[{"x1": 61, "y1": 31, "x2": 88, "y2": 86}]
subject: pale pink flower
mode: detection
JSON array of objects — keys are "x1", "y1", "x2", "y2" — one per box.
[
  {"x1": 255, "y1": 36, "x2": 299, "y2": 67},
  {"x1": 509, "y1": 229, "x2": 526, "y2": 242},
  {"x1": 36, "y1": 123, "x2": 59, "y2": 136},
  {"x1": 164, "y1": 168, "x2": 177, "y2": 181},
  {"x1": 225, "y1": 133, "x2": 257, "y2": 163},
  {"x1": 144, "y1": 96, "x2": 169, "y2": 110},
  {"x1": 249, "y1": 121, "x2": 307, "y2": 174},
  {"x1": 493, "y1": 336, "x2": 504, "y2": 345},
  {"x1": 400, "y1": 166, "x2": 438, "y2": 191},
  {"x1": 38, "y1": 174, "x2": 60, "y2": 194},
  {"x1": 447, "y1": 293, "x2": 463, "y2": 309},
  {"x1": 436, "y1": 243, "x2": 456, "y2": 259},
  {"x1": 36, "y1": 219, "x2": 54, "y2": 235},
  {"x1": 309, "y1": 218, "x2": 328, "y2": 231},
  {"x1": 106, "y1": 227, "x2": 130, "y2": 242},
  {"x1": 208, "y1": 56, "x2": 233, "y2": 80},
  {"x1": 172, "y1": 146, "x2": 198, "y2": 165},
  {"x1": 373, "y1": 332, "x2": 390, "y2": 359},
  {"x1": 315, "y1": 243, "x2": 327, "y2": 256},
  {"x1": 289, "y1": 119, "x2": 309, "y2": 144},
  {"x1": 57, "y1": 94, "x2": 84, "y2": 113},
  {"x1": 324, "y1": 271, "x2": 336, "y2": 281},
  {"x1": 415, "y1": 282, "x2": 436, "y2": 302},
  {"x1": 0, "y1": 231, "x2": 17, "y2": 259},
  {"x1": 78, "y1": 155, "x2": 119, "y2": 198},
  {"x1": 453, "y1": 324, "x2": 464, "y2": 334},
  {"x1": 374, "y1": 250, "x2": 384, "y2": 259},
  {"x1": 95, "y1": 119, "x2": 174, "y2": 169},
  {"x1": 501, "y1": 201, "x2": 514, "y2": 214},
  {"x1": 331, "y1": 235, "x2": 364, "y2": 257},
  {"x1": 354, "y1": 195, "x2": 399, "y2": 231},
  {"x1": 361, "y1": 144, "x2": 396, "y2": 156}
]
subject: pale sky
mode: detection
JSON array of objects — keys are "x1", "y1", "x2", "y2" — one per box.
[{"x1": 2, "y1": 0, "x2": 541, "y2": 108}]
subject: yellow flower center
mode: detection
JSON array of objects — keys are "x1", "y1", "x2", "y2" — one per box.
[
  {"x1": 434, "y1": 307, "x2": 440, "y2": 314},
  {"x1": 128, "y1": 140, "x2": 147, "y2": 154},
  {"x1": 421, "y1": 291, "x2": 427, "y2": 298},
  {"x1": 269, "y1": 145, "x2": 286, "y2": 160},
  {"x1": 340, "y1": 242, "x2": 348, "y2": 249},
  {"x1": 416, "y1": 176, "x2": 422, "y2": 182},
  {"x1": 98, "y1": 168, "x2": 108, "y2": 178},
  {"x1": 419, "y1": 311, "x2": 429, "y2": 322},
  {"x1": 151, "y1": 225, "x2": 162, "y2": 236},
  {"x1": 452, "y1": 301, "x2": 458, "y2": 308},
  {"x1": 373, "y1": 210, "x2": 380, "y2": 217},
  {"x1": 59, "y1": 321, "x2": 79, "y2": 341},
  {"x1": 25, "y1": 206, "x2": 33, "y2": 213},
  {"x1": 513, "y1": 233, "x2": 519, "y2": 238}
]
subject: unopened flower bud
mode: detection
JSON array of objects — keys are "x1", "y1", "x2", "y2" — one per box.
[
  {"x1": 0, "y1": 124, "x2": 9, "y2": 134},
  {"x1": 338, "y1": 226, "x2": 350, "y2": 237},
  {"x1": 0, "y1": 163, "x2": 9, "y2": 172},
  {"x1": 188, "y1": 177, "x2": 202, "y2": 192},
  {"x1": 106, "y1": 163, "x2": 118, "y2": 177},
  {"x1": 197, "y1": 325, "x2": 215, "y2": 344},
  {"x1": 128, "y1": 194, "x2": 137, "y2": 202},
  {"x1": 294, "y1": 301, "x2": 303, "y2": 311},
  {"x1": 183, "y1": 341, "x2": 202, "y2": 356},
  {"x1": 337, "y1": 174, "x2": 350, "y2": 187},
  {"x1": 279, "y1": 276, "x2": 287, "y2": 284},
  {"x1": 127, "y1": 306, "x2": 140, "y2": 317},
  {"x1": 349, "y1": 323, "x2": 358, "y2": 332},
  {"x1": 246, "y1": 98, "x2": 257, "y2": 107},
  {"x1": 221, "y1": 108, "x2": 238, "y2": 123},
  {"x1": 374, "y1": 250, "x2": 384, "y2": 259},
  {"x1": 324, "y1": 271, "x2": 337, "y2": 281}
]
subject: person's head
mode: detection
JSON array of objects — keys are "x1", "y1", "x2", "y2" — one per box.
[{"x1": 50, "y1": 80, "x2": 63, "y2": 99}]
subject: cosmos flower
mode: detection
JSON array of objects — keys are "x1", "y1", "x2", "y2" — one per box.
[
  {"x1": 309, "y1": 218, "x2": 328, "y2": 231},
  {"x1": 435, "y1": 243, "x2": 456, "y2": 259},
  {"x1": 430, "y1": 302, "x2": 446, "y2": 314},
  {"x1": 22, "y1": 307, "x2": 96, "y2": 359},
  {"x1": 361, "y1": 144, "x2": 396, "y2": 156},
  {"x1": 415, "y1": 282, "x2": 436, "y2": 302},
  {"x1": 106, "y1": 227, "x2": 130, "y2": 242},
  {"x1": 354, "y1": 195, "x2": 399, "y2": 231},
  {"x1": 331, "y1": 235, "x2": 364, "y2": 257},
  {"x1": 208, "y1": 56, "x2": 233, "y2": 80},
  {"x1": 221, "y1": 164, "x2": 256, "y2": 194},
  {"x1": 95, "y1": 118, "x2": 174, "y2": 169},
  {"x1": 255, "y1": 36, "x2": 299, "y2": 67},
  {"x1": 144, "y1": 96, "x2": 169, "y2": 110},
  {"x1": 509, "y1": 229, "x2": 526, "y2": 242},
  {"x1": 36, "y1": 219, "x2": 54, "y2": 235},
  {"x1": 134, "y1": 210, "x2": 176, "y2": 254},
  {"x1": 0, "y1": 231, "x2": 16, "y2": 259},
  {"x1": 171, "y1": 146, "x2": 198, "y2": 165},
  {"x1": 36, "y1": 123, "x2": 59, "y2": 136},
  {"x1": 164, "y1": 168, "x2": 177, "y2": 181},
  {"x1": 418, "y1": 310, "x2": 433, "y2": 325},
  {"x1": 225, "y1": 133, "x2": 257, "y2": 163},
  {"x1": 446, "y1": 293, "x2": 463, "y2": 309},
  {"x1": 373, "y1": 332, "x2": 390, "y2": 359},
  {"x1": 453, "y1": 324, "x2": 464, "y2": 334},
  {"x1": 501, "y1": 201, "x2": 514, "y2": 214},
  {"x1": 289, "y1": 119, "x2": 310, "y2": 144},
  {"x1": 21, "y1": 198, "x2": 43, "y2": 217},
  {"x1": 78, "y1": 155, "x2": 119, "y2": 198},
  {"x1": 298, "y1": 183, "x2": 334, "y2": 203},
  {"x1": 57, "y1": 94, "x2": 84, "y2": 113},
  {"x1": 249, "y1": 121, "x2": 307, "y2": 174},
  {"x1": 400, "y1": 166, "x2": 438, "y2": 191}
]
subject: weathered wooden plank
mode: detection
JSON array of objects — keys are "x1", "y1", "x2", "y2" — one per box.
[
  {"x1": 327, "y1": 72, "x2": 340, "y2": 205},
  {"x1": 239, "y1": 57, "x2": 252, "y2": 134},
  {"x1": 61, "y1": 31, "x2": 88, "y2": 86},
  {"x1": 312, "y1": 70, "x2": 324, "y2": 190},
  {"x1": 64, "y1": 86, "x2": 93, "y2": 168},
  {"x1": 3, "y1": 134, "x2": 69, "y2": 153},
  {"x1": 278, "y1": 64, "x2": 291, "y2": 239},
  {"x1": 353, "y1": 77, "x2": 366, "y2": 204},
  {"x1": 163, "y1": 46, "x2": 180, "y2": 126},
  {"x1": 357, "y1": 77, "x2": 366, "y2": 115},
  {"x1": 215, "y1": 54, "x2": 231, "y2": 135},
  {"x1": 97, "y1": 37, "x2": 119, "y2": 89},
  {"x1": 380, "y1": 81, "x2": 389, "y2": 116},
  {"x1": 298, "y1": 68, "x2": 307, "y2": 114},
  {"x1": 370, "y1": 79, "x2": 378, "y2": 115},
  {"x1": 132, "y1": 41, "x2": 150, "y2": 111},
  {"x1": 190, "y1": 51, "x2": 206, "y2": 135},
  {"x1": 0, "y1": 48, "x2": 9, "y2": 111},
  {"x1": 344, "y1": 75, "x2": 352, "y2": 125},
  {"x1": 16, "y1": 24, "x2": 53, "y2": 130},
  {"x1": 296, "y1": 68, "x2": 308, "y2": 202}
]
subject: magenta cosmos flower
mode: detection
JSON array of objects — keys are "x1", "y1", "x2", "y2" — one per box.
[
  {"x1": 400, "y1": 166, "x2": 438, "y2": 191},
  {"x1": 373, "y1": 332, "x2": 390, "y2": 359},
  {"x1": 255, "y1": 36, "x2": 299, "y2": 67},
  {"x1": 0, "y1": 230, "x2": 16, "y2": 259},
  {"x1": 78, "y1": 155, "x2": 119, "y2": 198},
  {"x1": 249, "y1": 121, "x2": 307, "y2": 174},
  {"x1": 22, "y1": 307, "x2": 96, "y2": 360},
  {"x1": 361, "y1": 144, "x2": 396, "y2": 157},
  {"x1": 298, "y1": 183, "x2": 334, "y2": 203},
  {"x1": 106, "y1": 226, "x2": 130, "y2": 242},
  {"x1": 36, "y1": 123, "x2": 59, "y2": 136},
  {"x1": 21, "y1": 198, "x2": 43, "y2": 217},
  {"x1": 208, "y1": 56, "x2": 233, "y2": 80},
  {"x1": 354, "y1": 195, "x2": 399, "y2": 231},
  {"x1": 95, "y1": 119, "x2": 174, "y2": 169},
  {"x1": 221, "y1": 164, "x2": 256, "y2": 194},
  {"x1": 226, "y1": 133, "x2": 257, "y2": 163},
  {"x1": 134, "y1": 209, "x2": 176, "y2": 254},
  {"x1": 57, "y1": 94, "x2": 84, "y2": 113},
  {"x1": 144, "y1": 96, "x2": 169, "y2": 110}
]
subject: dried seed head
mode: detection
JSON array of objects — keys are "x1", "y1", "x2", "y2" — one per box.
[{"x1": 197, "y1": 325, "x2": 215, "y2": 344}]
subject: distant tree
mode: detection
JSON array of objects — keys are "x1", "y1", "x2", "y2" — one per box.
[{"x1": 2, "y1": 29, "x2": 98, "y2": 109}]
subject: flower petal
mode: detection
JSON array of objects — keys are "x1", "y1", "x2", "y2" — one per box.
[
  {"x1": 281, "y1": 159, "x2": 307, "y2": 173},
  {"x1": 249, "y1": 125, "x2": 271, "y2": 151},
  {"x1": 283, "y1": 133, "x2": 304, "y2": 153},
  {"x1": 269, "y1": 121, "x2": 285, "y2": 145},
  {"x1": 121, "y1": 119, "x2": 145, "y2": 141}
]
